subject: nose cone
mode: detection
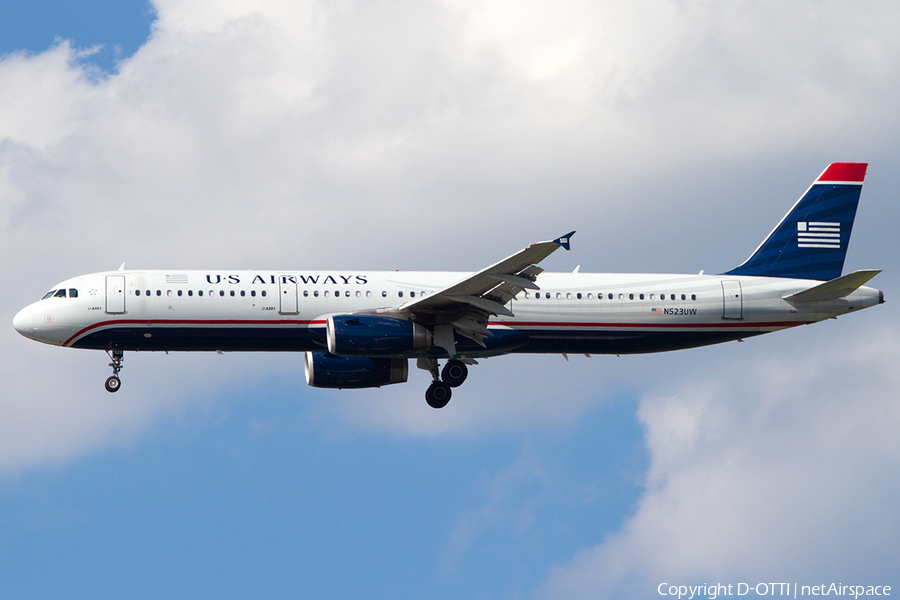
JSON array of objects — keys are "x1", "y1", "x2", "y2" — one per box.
[{"x1": 13, "y1": 305, "x2": 35, "y2": 338}]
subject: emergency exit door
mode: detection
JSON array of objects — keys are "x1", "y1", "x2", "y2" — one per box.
[{"x1": 279, "y1": 276, "x2": 299, "y2": 314}]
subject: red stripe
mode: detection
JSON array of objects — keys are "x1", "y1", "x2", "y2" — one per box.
[
  {"x1": 817, "y1": 162, "x2": 867, "y2": 183},
  {"x1": 64, "y1": 317, "x2": 808, "y2": 348}
]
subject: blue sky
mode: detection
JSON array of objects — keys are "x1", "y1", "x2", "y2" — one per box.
[
  {"x1": 1, "y1": 371, "x2": 646, "y2": 598},
  {"x1": 0, "y1": 0, "x2": 154, "y2": 72},
  {"x1": 2, "y1": 1, "x2": 899, "y2": 598}
]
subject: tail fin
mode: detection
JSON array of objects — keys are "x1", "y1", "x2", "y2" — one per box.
[{"x1": 723, "y1": 163, "x2": 867, "y2": 280}]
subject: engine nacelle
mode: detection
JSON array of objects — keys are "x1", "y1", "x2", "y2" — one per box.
[
  {"x1": 326, "y1": 314, "x2": 432, "y2": 356},
  {"x1": 304, "y1": 352, "x2": 408, "y2": 389}
]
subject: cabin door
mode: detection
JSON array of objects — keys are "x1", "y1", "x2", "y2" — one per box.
[
  {"x1": 106, "y1": 275, "x2": 126, "y2": 314},
  {"x1": 721, "y1": 280, "x2": 743, "y2": 320}
]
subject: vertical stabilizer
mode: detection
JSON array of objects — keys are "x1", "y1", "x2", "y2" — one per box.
[{"x1": 724, "y1": 163, "x2": 867, "y2": 280}]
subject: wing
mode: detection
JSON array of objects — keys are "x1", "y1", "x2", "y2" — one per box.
[{"x1": 381, "y1": 231, "x2": 575, "y2": 355}]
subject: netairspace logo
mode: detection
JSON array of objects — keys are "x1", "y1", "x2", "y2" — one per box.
[{"x1": 657, "y1": 582, "x2": 892, "y2": 599}]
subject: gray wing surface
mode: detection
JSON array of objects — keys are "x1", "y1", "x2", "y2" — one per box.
[{"x1": 382, "y1": 232, "x2": 575, "y2": 355}]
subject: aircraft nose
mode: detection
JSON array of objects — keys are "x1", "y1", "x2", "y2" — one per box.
[{"x1": 13, "y1": 305, "x2": 35, "y2": 338}]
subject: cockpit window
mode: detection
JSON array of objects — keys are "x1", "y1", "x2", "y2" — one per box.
[
  {"x1": 54, "y1": 289, "x2": 67, "y2": 298},
  {"x1": 69, "y1": 288, "x2": 78, "y2": 298},
  {"x1": 42, "y1": 290, "x2": 57, "y2": 300}
]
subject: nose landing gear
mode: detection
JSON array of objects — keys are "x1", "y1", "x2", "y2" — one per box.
[{"x1": 105, "y1": 349, "x2": 124, "y2": 393}]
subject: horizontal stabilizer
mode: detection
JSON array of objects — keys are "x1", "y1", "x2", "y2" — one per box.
[{"x1": 784, "y1": 269, "x2": 881, "y2": 303}]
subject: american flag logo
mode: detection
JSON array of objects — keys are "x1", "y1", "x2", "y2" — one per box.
[
  {"x1": 650, "y1": 307, "x2": 661, "y2": 314},
  {"x1": 797, "y1": 221, "x2": 840, "y2": 249}
]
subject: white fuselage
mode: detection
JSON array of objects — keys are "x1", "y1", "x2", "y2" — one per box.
[{"x1": 13, "y1": 269, "x2": 883, "y2": 358}]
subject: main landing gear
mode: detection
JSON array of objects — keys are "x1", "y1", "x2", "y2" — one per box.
[
  {"x1": 419, "y1": 358, "x2": 470, "y2": 409},
  {"x1": 105, "y1": 349, "x2": 124, "y2": 393}
]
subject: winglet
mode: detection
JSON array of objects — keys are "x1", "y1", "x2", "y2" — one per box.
[{"x1": 554, "y1": 231, "x2": 576, "y2": 251}]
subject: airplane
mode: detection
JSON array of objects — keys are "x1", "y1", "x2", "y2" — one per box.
[{"x1": 13, "y1": 163, "x2": 884, "y2": 409}]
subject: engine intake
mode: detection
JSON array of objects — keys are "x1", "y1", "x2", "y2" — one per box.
[
  {"x1": 305, "y1": 352, "x2": 408, "y2": 389},
  {"x1": 326, "y1": 314, "x2": 432, "y2": 356}
]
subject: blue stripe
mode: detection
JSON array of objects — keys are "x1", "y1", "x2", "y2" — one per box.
[{"x1": 71, "y1": 325, "x2": 768, "y2": 356}]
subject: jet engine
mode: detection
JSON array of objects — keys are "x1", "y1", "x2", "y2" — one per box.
[
  {"x1": 326, "y1": 314, "x2": 431, "y2": 356},
  {"x1": 304, "y1": 352, "x2": 408, "y2": 389}
]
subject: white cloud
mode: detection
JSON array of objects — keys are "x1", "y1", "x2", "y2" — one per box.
[
  {"x1": 1, "y1": 0, "x2": 898, "y2": 484},
  {"x1": 535, "y1": 322, "x2": 900, "y2": 598}
]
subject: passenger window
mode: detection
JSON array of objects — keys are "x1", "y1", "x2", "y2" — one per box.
[
  {"x1": 692, "y1": 294, "x2": 696, "y2": 300},
  {"x1": 188, "y1": 290, "x2": 193, "y2": 297},
  {"x1": 650, "y1": 294, "x2": 656, "y2": 300},
  {"x1": 366, "y1": 291, "x2": 372, "y2": 298},
  {"x1": 577, "y1": 293, "x2": 582, "y2": 299},
  {"x1": 199, "y1": 291, "x2": 204, "y2": 297},
  {"x1": 618, "y1": 293, "x2": 624, "y2": 300},
  {"x1": 157, "y1": 290, "x2": 162, "y2": 296},
  {"x1": 670, "y1": 294, "x2": 675, "y2": 300},
  {"x1": 262, "y1": 291, "x2": 267, "y2": 297},
  {"x1": 410, "y1": 291, "x2": 416, "y2": 298},
  {"x1": 566, "y1": 293, "x2": 572, "y2": 300},
  {"x1": 608, "y1": 293, "x2": 613, "y2": 300},
  {"x1": 177, "y1": 290, "x2": 183, "y2": 297},
  {"x1": 382, "y1": 291, "x2": 387, "y2": 297},
  {"x1": 219, "y1": 290, "x2": 224, "y2": 297},
  {"x1": 345, "y1": 291, "x2": 350, "y2": 297},
  {"x1": 629, "y1": 293, "x2": 634, "y2": 300},
  {"x1": 313, "y1": 290, "x2": 318, "y2": 297},
  {"x1": 587, "y1": 293, "x2": 593, "y2": 299},
  {"x1": 399, "y1": 291, "x2": 404, "y2": 298},
  {"x1": 69, "y1": 289, "x2": 78, "y2": 298},
  {"x1": 241, "y1": 290, "x2": 246, "y2": 297},
  {"x1": 681, "y1": 294, "x2": 686, "y2": 300},
  {"x1": 135, "y1": 290, "x2": 141, "y2": 296},
  {"x1": 640, "y1": 293, "x2": 645, "y2": 300},
  {"x1": 324, "y1": 291, "x2": 330, "y2": 298},
  {"x1": 252, "y1": 290, "x2": 257, "y2": 297},
  {"x1": 230, "y1": 290, "x2": 235, "y2": 297},
  {"x1": 54, "y1": 289, "x2": 67, "y2": 298}
]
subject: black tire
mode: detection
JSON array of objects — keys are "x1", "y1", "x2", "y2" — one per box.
[
  {"x1": 105, "y1": 376, "x2": 121, "y2": 393},
  {"x1": 425, "y1": 382, "x2": 452, "y2": 409},
  {"x1": 441, "y1": 360, "x2": 468, "y2": 388}
]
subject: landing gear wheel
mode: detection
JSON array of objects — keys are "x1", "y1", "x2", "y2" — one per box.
[
  {"x1": 441, "y1": 360, "x2": 468, "y2": 388},
  {"x1": 425, "y1": 381, "x2": 452, "y2": 409},
  {"x1": 105, "y1": 376, "x2": 121, "y2": 393},
  {"x1": 105, "y1": 348, "x2": 124, "y2": 393}
]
